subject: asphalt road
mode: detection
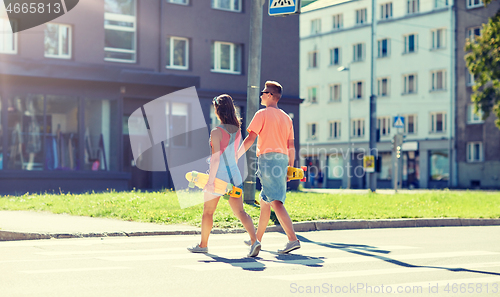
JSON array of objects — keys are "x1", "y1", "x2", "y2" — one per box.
[{"x1": 2, "y1": 226, "x2": 500, "y2": 297}]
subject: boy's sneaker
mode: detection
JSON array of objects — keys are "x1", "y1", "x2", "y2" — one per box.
[
  {"x1": 187, "y1": 244, "x2": 208, "y2": 253},
  {"x1": 247, "y1": 240, "x2": 261, "y2": 257},
  {"x1": 278, "y1": 240, "x2": 300, "y2": 254}
]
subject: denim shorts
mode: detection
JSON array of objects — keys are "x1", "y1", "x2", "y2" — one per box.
[{"x1": 257, "y1": 153, "x2": 288, "y2": 203}]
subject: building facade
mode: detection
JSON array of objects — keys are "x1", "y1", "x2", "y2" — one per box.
[
  {"x1": 0, "y1": 0, "x2": 301, "y2": 194},
  {"x1": 455, "y1": 0, "x2": 500, "y2": 189},
  {"x1": 300, "y1": 0, "x2": 456, "y2": 189}
]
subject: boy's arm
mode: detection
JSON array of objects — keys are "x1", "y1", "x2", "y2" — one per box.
[
  {"x1": 237, "y1": 131, "x2": 257, "y2": 160},
  {"x1": 287, "y1": 139, "x2": 295, "y2": 168}
]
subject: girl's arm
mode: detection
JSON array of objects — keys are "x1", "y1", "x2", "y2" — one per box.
[{"x1": 204, "y1": 129, "x2": 222, "y2": 193}]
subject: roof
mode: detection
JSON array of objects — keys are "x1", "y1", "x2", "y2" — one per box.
[{"x1": 301, "y1": 0, "x2": 354, "y2": 13}]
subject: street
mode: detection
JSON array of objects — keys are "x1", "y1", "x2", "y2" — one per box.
[{"x1": 1, "y1": 226, "x2": 499, "y2": 297}]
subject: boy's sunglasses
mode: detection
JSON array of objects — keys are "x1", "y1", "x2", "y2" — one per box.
[{"x1": 260, "y1": 91, "x2": 272, "y2": 96}]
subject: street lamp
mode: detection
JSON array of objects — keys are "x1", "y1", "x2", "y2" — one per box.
[{"x1": 338, "y1": 64, "x2": 352, "y2": 189}]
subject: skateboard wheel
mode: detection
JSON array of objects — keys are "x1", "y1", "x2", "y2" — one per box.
[
  {"x1": 192, "y1": 171, "x2": 198, "y2": 178},
  {"x1": 302, "y1": 166, "x2": 307, "y2": 171},
  {"x1": 188, "y1": 181, "x2": 195, "y2": 188}
]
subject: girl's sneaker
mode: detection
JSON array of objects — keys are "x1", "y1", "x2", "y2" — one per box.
[
  {"x1": 187, "y1": 244, "x2": 208, "y2": 253},
  {"x1": 278, "y1": 240, "x2": 300, "y2": 254}
]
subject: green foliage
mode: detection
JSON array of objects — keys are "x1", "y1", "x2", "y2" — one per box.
[
  {"x1": 465, "y1": 0, "x2": 500, "y2": 129},
  {"x1": 0, "y1": 190, "x2": 499, "y2": 228}
]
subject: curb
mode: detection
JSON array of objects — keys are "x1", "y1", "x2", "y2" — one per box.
[{"x1": 1, "y1": 218, "x2": 500, "y2": 242}]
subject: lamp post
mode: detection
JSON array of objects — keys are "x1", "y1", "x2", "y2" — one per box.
[{"x1": 337, "y1": 64, "x2": 351, "y2": 189}]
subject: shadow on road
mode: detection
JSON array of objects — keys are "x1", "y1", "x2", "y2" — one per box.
[
  {"x1": 297, "y1": 234, "x2": 500, "y2": 277},
  {"x1": 199, "y1": 250, "x2": 325, "y2": 271}
]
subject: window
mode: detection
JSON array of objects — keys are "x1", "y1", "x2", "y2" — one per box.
[
  {"x1": 378, "y1": 77, "x2": 390, "y2": 97},
  {"x1": 467, "y1": 26, "x2": 481, "y2": 42},
  {"x1": 311, "y1": 19, "x2": 321, "y2": 35},
  {"x1": 352, "y1": 118, "x2": 365, "y2": 138},
  {"x1": 353, "y1": 43, "x2": 364, "y2": 62},
  {"x1": 307, "y1": 123, "x2": 318, "y2": 140},
  {"x1": 403, "y1": 34, "x2": 417, "y2": 53},
  {"x1": 431, "y1": 28, "x2": 446, "y2": 49},
  {"x1": 308, "y1": 51, "x2": 318, "y2": 68},
  {"x1": 329, "y1": 121, "x2": 341, "y2": 139},
  {"x1": 377, "y1": 116, "x2": 391, "y2": 138},
  {"x1": 329, "y1": 84, "x2": 341, "y2": 102},
  {"x1": 212, "y1": 0, "x2": 241, "y2": 12},
  {"x1": 378, "y1": 38, "x2": 390, "y2": 57},
  {"x1": 211, "y1": 41, "x2": 242, "y2": 74},
  {"x1": 332, "y1": 14, "x2": 343, "y2": 30},
  {"x1": 356, "y1": 8, "x2": 367, "y2": 25},
  {"x1": 308, "y1": 87, "x2": 318, "y2": 103},
  {"x1": 328, "y1": 154, "x2": 344, "y2": 179},
  {"x1": 434, "y1": 0, "x2": 448, "y2": 8},
  {"x1": 431, "y1": 70, "x2": 446, "y2": 91},
  {"x1": 168, "y1": 0, "x2": 188, "y2": 4},
  {"x1": 166, "y1": 37, "x2": 189, "y2": 70},
  {"x1": 44, "y1": 23, "x2": 71, "y2": 59},
  {"x1": 380, "y1": 2, "x2": 393, "y2": 19},
  {"x1": 467, "y1": 105, "x2": 484, "y2": 124},
  {"x1": 429, "y1": 150, "x2": 449, "y2": 180},
  {"x1": 104, "y1": 0, "x2": 136, "y2": 63},
  {"x1": 467, "y1": 142, "x2": 483, "y2": 162},
  {"x1": 407, "y1": 0, "x2": 419, "y2": 14},
  {"x1": 352, "y1": 81, "x2": 364, "y2": 99},
  {"x1": 404, "y1": 114, "x2": 417, "y2": 134},
  {"x1": 330, "y1": 47, "x2": 340, "y2": 65},
  {"x1": 403, "y1": 74, "x2": 417, "y2": 94},
  {"x1": 467, "y1": 68, "x2": 476, "y2": 86},
  {"x1": 0, "y1": 18, "x2": 16, "y2": 54},
  {"x1": 467, "y1": 0, "x2": 483, "y2": 9},
  {"x1": 430, "y1": 112, "x2": 447, "y2": 133}
]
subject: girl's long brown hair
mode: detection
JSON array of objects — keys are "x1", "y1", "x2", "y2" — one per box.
[{"x1": 213, "y1": 94, "x2": 241, "y2": 128}]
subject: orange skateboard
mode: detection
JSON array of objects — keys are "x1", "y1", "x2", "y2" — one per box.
[
  {"x1": 185, "y1": 171, "x2": 242, "y2": 198},
  {"x1": 287, "y1": 166, "x2": 307, "y2": 182}
]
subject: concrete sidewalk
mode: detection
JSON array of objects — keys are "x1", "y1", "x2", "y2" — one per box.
[{"x1": 1, "y1": 210, "x2": 500, "y2": 241}]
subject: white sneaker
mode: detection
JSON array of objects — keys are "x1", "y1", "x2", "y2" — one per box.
[
  {"x1": 247, "y1": 240, "x2": 261, "y2": 257},
  {"x1": 278, "y1": 240, "x2": 300, "y2": 254},
  {"x1": 187, "y1": 244, "x2": 208, "y2": 253}
]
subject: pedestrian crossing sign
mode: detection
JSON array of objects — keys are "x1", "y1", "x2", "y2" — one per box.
[
  {"x1": 393, "y1": 116, "x2": 405, "y2": 128},
  {"x1": 269, "y1": 0, "x2": 301, "y2": 16}
]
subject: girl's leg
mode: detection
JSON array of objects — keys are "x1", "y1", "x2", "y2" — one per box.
[
  {"x1": 256, "y1": 198, "x2": 271, "y2": 242},
  {"x1": 228, "y1": 197, "x2": 257, "y2": 244},
  {"x1": 199, "y1": 193, "x2": 220, "y2": 248}
]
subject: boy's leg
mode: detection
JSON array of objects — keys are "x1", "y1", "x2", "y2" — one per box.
[
  {"x1": 199, "y1": 194, "x2": 220, "y2": 248},
  {"x1": 228, "y1": 197, "x2": 257, "y2": 244},
  {"x1": 271, "y1": 200, "x2": 298, "y2": 242},
  {"x1": 256, "y1": 198, "x2": 271, "y2": 242}
]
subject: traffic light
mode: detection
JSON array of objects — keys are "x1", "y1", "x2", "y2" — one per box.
[{"x1": 396, "y1": 145, "x2": 401, "y2": 159}]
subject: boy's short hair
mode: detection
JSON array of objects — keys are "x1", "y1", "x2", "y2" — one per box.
[{"x1": 265, "y1": 81, "x2": 282, "y2": 100}]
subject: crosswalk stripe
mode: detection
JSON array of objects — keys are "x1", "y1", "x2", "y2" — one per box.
[
  {"x1": 267, "y1": 261, "x2": 500, "y2": 281},
  {"x1": 377, "y1": 276, "x2": 500, "y2": 293},
  {"x1": 20, "y1": 266, "x2": 131, "y2": 274}
]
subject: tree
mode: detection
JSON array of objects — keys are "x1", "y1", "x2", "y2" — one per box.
[{"x1": 465, "y1": 0, "x2": 500, "y2": 129}]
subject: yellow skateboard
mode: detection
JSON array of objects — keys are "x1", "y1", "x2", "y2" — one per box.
[
  {"x1": 185, "y1": 171, "x2": 242, "y2": 198},
  {"x1": 287, "y1": 166, "x2": 307, "y2": 182}
]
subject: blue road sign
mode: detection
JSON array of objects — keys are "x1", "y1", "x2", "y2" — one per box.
[
  {"x1": 393, "y1": 116, "x2": 405, "y2": 128},
  {"x1": 269, "y1": 0, "x2": 300, "y2": 16}
]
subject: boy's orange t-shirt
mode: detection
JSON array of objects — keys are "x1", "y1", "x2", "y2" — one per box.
[{"x1": 247, "y1": 107, "x2": 294, "y2": 157}]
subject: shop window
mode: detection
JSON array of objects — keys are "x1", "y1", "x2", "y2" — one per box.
[
  {"x1": 328, "y1": 154, "x2": 343, "y2": 179},
  {"x1": 429, "y1": 150, "x2": 449, "y2": 180},
  {"x1": 377, "y1": 152, "x2": 392, "y2": 180},
  {"x1": 85, "y1": 99, "x2": 119, "y2": 171}
]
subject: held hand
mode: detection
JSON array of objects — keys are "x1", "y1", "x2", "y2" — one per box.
[{"x1": 203, "y1": 182, "x2": 215, "y2": 194}]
